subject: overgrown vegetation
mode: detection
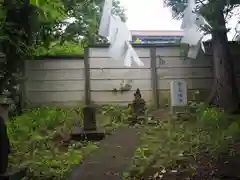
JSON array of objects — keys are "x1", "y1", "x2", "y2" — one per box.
[
  {"x1": 126, "y1": 103, "x2": 240, "y2": 179},
  {"x1": 7, "y1": 105, "x2": 131, "y2": 179},
  {"x1": 33, "y1": 42, "x2": 84, "y2": 57}
]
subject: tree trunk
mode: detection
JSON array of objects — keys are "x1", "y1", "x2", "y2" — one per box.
[
  {"x1": 208, "y1": 8, "x2": 239, "y2": 112},
  {"x1": 0, "y1": 115, "x2": 9, "y2": 174}
]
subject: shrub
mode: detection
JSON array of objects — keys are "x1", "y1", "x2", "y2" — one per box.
[
  {"x1": 195, "y1": 105, "x2": 240, "y2": 154},
  {"x1": 128, "y1": 102, "x2": 240, "y2": 178},
  {"x1": 33, "y1": 42, "x2": 84, "y2": 57},
  {"x1": 196, "y1": 106, "x2": 229, "y2": 130},
  {"x1": 100, "y1": 105, "x2": 132, "y2": 124},
  {"x1": 7, "y1": 107, "x2": 98, "y2": 179}
]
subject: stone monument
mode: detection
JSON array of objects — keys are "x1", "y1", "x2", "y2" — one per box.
[
  {"x1": 170, "y1": 80, "x2": 188, "y2": 114},
  {"x1": 71, "y1": 105, "x2": 105, "y2": 141}
]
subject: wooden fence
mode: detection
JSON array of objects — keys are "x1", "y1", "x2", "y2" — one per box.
[{"x1": 24, "y1": 43, "x2": 240, "y2": 107}]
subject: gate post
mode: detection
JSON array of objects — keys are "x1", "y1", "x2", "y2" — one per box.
[
  {"x1": 84, "y1": 47, "x2": 91, "y2": 105},
  {"x1": 150, "y1": 47, "x2": 159, "y2": 109}
]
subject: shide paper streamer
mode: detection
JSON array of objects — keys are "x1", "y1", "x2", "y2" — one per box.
[
  {"x1": 98, "y1": 0, "x2": 112, "y2": 38},
  {"x1": 181, "y1": 0, "x2": 211, "y2": 59},
  {"x1": 98, "y1": 0, "x2": 144, "y2": 67}
]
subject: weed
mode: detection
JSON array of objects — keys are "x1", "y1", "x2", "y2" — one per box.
[
  {"x1": 127, "y1": 103, "x2": 240, "y2": 179},
  {"x1": 7, "y1": 105, "x2": 130, "y2": 179}
]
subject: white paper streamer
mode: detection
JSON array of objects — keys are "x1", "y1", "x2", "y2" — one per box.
[
  {"x1": 124, "y1": 42, "x2": 144, "y2": 67},
  {"x1": 195, "y1": 15, "x2": 211, "y2": 29},
  {"x1": 108, "y1": 15, "x2": 119, "y2": 43},
  {"x1": 108, "y1": 17, "x2": 130, "y2": 61},
  {"x1": 181, "y1": 0, "x2": 196, "y2": 29},
  {"x1": 188, "y1": 43, "x2": 200, "y2": 59},
  {"x1": 124, "y1": 42, "x2": 132, "y2": 67},
  {"x1": 98, "y1": 0, "x2": 143, "y2": 67},
  {"x1": 108, "y1": 21, "x2": 144, "y2": 67},
  {"x1": 99, "y1": 0, "x2": 113, "y2": 38},
  {"x1": 181, "y1": 24, "x2": 202, "y2": 46},
  {"x1": 181, "y1": 0, "x2": 211, "y2": 58}
]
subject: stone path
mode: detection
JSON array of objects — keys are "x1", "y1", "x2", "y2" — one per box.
[{"x1": 69, "y1": 126, "x2": 144, "y2": 180}]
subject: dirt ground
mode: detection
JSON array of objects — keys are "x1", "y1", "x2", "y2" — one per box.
[
  {"x1": 141, "y1": 149, "x2": 240, "y2": 180},
  {"x1": 68, "y1": 126, "x2": 145, "y2": 180},
  {"x1": 141, "y1": 109, "x2": 240, "y2": 180}
]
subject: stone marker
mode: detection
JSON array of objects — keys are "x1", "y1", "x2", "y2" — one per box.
[
  {"x1": 170, "y1": 80, "x2": 188, "y2": 115},
  {"x1": 71, "y1": 105, "x2": 105, "y2": 141}
]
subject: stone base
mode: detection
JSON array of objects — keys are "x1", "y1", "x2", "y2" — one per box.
[
  {"x1": 70, "y1": 127, "x2": 105, "y2": 141},
  {"x1": 170, "y1": 106, "x2": 188, "y2": 114},
  {"x1": 0, "y1": 167, "x2": 27, "y2": 180}
]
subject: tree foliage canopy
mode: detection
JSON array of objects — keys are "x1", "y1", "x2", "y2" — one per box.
[
  {"x1": 165, "y1": 0, "x2": 240, "y2": 112},
  {"x1": 164, "y1": 0, "x2": 239, "y2": 26},
  {"x1": 29, "y1": 0, "x2": 126, "y2": 48},
  {"x1": 0, "y1": 0, "x2": 126, "y2": 107}
]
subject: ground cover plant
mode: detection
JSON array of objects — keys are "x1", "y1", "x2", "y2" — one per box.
[
  {"x1": 126, "y1": 103, "x2": 240, "y2": 179},
  {"x1": 7, "y1": 105, "x2": 131, "y2": 179}
]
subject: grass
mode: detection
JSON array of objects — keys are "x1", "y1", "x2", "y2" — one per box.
[
  {"x1": 7, "y1": 105, "x2": 131, "y2": 179},
  {"x1": 126, "y1": 103, "x2": 240, "y2": 179}
]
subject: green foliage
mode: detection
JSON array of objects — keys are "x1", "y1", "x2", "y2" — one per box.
[
  {"x1": 163, "y1": 0, "x2": 187, "y2": 19},
  {"x1": 6, "y1": 105, "x2": 131, "y2": 179},
  {"x1": 128, "y1": 104, "x2": 240, "y2": 178},
  {"x1": 195, "y1": 105, "x2": 240, "y2": 152},
  {"x1": 33, "y1": 41, "x2": 84, "y2": 56},
  {"x1": 101, "y1": 105, "x2": 132, "y2": 124},
  {"x1": 196, "y1": 105, "x2": 228, "y2": 130},
  {"x1": 165, "y1": 0, "x2": 240, "y2": 28},
  {"x1": 30, "y1": 0, "x2": 65, "y2": 21},
  {"x1": 0, "y1": 0, "x2": 126, "y2": 101},
  {"x1": 7, "y1": 107, "x2": 98, "y2": 179},
  {"x1": 39, "y1": 0, "x2": 127, "y2": 45}
]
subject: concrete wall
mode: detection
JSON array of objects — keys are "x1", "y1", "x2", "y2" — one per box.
[
  {"x1": 24, "y1": 43, "x2": 240, "y2": 107},
  {"x1": 89, "y1": 47, "x2": 151, "y2": 105},
  {"x1": 88, "y1": 43, "x2": 240, "y2": 106},
  {"x1": 25, "y1": 58, "x2": 84, "y2": 107}
]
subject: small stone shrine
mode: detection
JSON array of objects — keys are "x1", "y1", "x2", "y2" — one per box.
[
  {"x1": 129, "y1": 88, "x2": 147, "y2": 124},
  {"x1": 71, "y1": 105, "x2": 105, "y2": 141}
]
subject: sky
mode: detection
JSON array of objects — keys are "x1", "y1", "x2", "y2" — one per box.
[
  {"x1": 119, "y1": 0, "x2": 240, "y2": 39},
  {"x1": 120, "y1": 0, "x2": 181, "y2": 30}
]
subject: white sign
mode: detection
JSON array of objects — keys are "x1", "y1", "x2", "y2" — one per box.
[{"x1": 170, "y1": 80, "x2": 187, "y2": 106}]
